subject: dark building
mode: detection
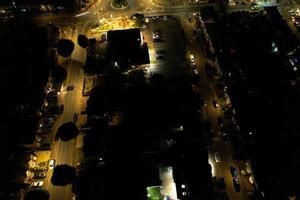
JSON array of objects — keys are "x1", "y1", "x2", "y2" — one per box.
[
  {"x1": 107, "y1": 28, "x2": 150, "y2": 67},
  {"x1": 264, "y1": 6, "x2": 299, "y2": 55}
]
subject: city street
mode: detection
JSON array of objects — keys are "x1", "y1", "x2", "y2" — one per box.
[
  {"x1": 31, "y1": 0, "x2": 300, "y2": 199},
  {"x1": 181, "y1": 13, "x2": 252, "y2": 199},
  {"x1": 44, "y1": 24, "x2": 88, "y2": 200}
]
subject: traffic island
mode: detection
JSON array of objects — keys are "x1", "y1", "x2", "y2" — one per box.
[{"x1": 111, "y1": 0, "x2": 129, "y2": 9}]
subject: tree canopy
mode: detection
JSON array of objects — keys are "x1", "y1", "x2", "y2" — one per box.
[
  {"x1": 57, "y1": 39, "x2": 75, "y2": 57},
  {"x1": 77, "y1": 34, "x2": 89, "y2": 48},
  {"x1": 51, "y1": 65, "x2": 67, "y2": 85},
  {"x1": 51, "y1": 164, "x2": 76, "y2": 186},
  {"x1": 56, "y1": 122, "x2": 79, "y2": 141},
  {"x1": 24, "y1": 189, "x2": 49, "y2": 200}
]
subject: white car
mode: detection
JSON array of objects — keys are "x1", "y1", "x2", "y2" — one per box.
[
  {"x1": 190, "y1": 54, "x2": 195, "y2": 63},
  {"x1": 214, "y1": 152, "x2": 221, "y2": 163},
  {"x1": 31, "y1": 181, "x2": 44, "y2": 188},
  {"x1": 49, "y1": 159, "x2": 56, "y2": 169}
]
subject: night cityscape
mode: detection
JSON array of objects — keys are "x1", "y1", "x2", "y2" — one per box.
[{"x1": 0, "y1": 0, "x2": 299, "y2": 199}]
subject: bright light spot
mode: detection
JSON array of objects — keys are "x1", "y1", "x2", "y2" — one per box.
[
  {"x1": 179, "y1": 125, "x2": 183, "y2": 131},
  {"x1": 249, "y1": 176, "x2": 254, "y2": 184},
  {"x1": 293, "y1": 66, "x2": 298, "y2": 71},
  {"x1": 249, "y1": 132, "x2": 253, "y2": 135},
  {"x1": 75, "y1": 11, "x2": 89, "y2": 17},
  {"x1": 147, "y1": 194, "x2": 150, "y2": 197},
  {"x1": 208, "y1": 157, "x2": 216, "y2": 176},
  {"x1": 181, "y1": 184, "x2": 185, "y2": 189},
  {"x1": 182, "y1": 192, "x2": 187, "y2": 196},
  {"x1": 289, "y1": 59, "x2": 295, "y2": 66},
  {"x1": 271, "y1": 42, "x2": 275, "y2": 47}
]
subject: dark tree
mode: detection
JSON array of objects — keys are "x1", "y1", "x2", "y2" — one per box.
[
  {"x1": 149, "y1": 73, "x2": 166, "y2": 89},
  {"x1": 51, "y1": 165, "x2": 76, "y2": 186},
  {"x1": 132, "y1": 14, "x2": 145, "y2": 28},
  {"x1": 24, "y1": 189, "x2": 49, "y2": 200},
  {"x1": 51, "y1": 65, "x2": 67, "y2": 85},
  {"x1": 56, "y1": 122, "x2": 79, "y2": 141},
  {"x1": 57, "y1": 39, "x2": 75, "y2": 57},
  {"x1": 45, "y1": 23, "x2": 60, "y2": 43},
  {"x1": 77, "y1": 34, "x2": 89, "y2": 48}
]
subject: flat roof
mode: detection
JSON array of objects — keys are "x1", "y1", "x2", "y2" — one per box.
[{"x1": 107, "y1": 28, "x2": 149, "y2": 66}]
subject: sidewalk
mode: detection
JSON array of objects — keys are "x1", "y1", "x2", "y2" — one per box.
[
  {"x1": 80, "y1": 0, "x2": 102, "y2": 12},
  {"x1": 152, "y1": 0, "x2": 209, "y2": 8}
]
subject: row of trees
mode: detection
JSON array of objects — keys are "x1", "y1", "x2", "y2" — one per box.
[
  {"x1": 56, "y1": 34, "x2": 88, "y2": 57},
  {"x1": 25, "y1": 34, "x2": 89, "y2": 197},
  {"x1": 24, "y1": 31, "x2": 89, "y2": 200}
]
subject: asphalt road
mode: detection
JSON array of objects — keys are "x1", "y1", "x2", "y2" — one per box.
[{"x1": 44, "y1": 23, "x2": 87, "y2": 200}]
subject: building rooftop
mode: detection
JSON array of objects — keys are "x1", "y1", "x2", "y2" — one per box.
[{"x1": 107, "y1": 28, "x2": 150, "y2": 67}]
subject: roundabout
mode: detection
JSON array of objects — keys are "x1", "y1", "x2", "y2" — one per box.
[{"x1": 111, "y1": 0, "x2": 129, "y2": 9}]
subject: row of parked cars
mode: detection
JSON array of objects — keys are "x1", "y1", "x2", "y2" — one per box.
[
  {"x1": 30, "y1": 159, "x2": 56, "y2": 188},
  {"x1": 17, "y1": 4, "x2": 65, "y2": 14},
  {"x1": 213, "y1": 152, "x2": 241, "y2": 192}
]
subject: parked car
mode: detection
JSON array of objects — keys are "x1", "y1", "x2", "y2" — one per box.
[
  {"x1": 31, "y1": 181, "x2": 44, "y2": 188},
  {"x1": 213, "y1": 100, "x2": 219, "y2": 108},
  {"x1": 232, "y1": 178, "x2": 241, "y2": 192},
  {"x1": 214, "y1": 152, "x2": 221, "y2": 163},
  {"x1": 217, "y1": 117, "x2": 224, "y2": 128},
  {"x1": 49, "y1": 159, "x2": 56, "y2": 169},
  {"x1": 230, "y1": 166, "x2": 238, "y2": 179},
  {"x1": 73, "y1": 112, "x2": 78, "y2": 123},
  {"x1": 66, "y1": 85, "x2": 75, "y2": 91},
  {"x1": 190, "y1": 54, "x2": 195, "y2": 63},
  {"x1": 34, "y1": 172, "x2": 46, "y2": 179},
  {"x1": 221, "y1": 131, "x2": 229, "y2": 143}
]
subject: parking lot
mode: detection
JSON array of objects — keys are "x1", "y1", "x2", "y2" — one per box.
[{"x1": 143, "y1": 16, "x2": 187, "y2": 78}]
